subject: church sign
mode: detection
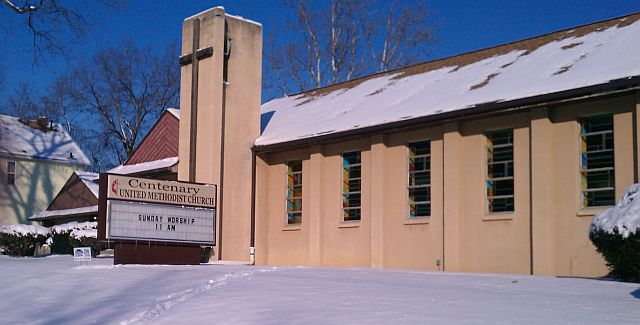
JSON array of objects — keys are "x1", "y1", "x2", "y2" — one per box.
[{"x1": 105, "y1": 175, "x2": 216, "y2": 245}]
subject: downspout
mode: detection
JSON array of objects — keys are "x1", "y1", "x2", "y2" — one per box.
[
  {"x1": 633, "y1": 92, "x2": 638, "y2": 183},
  {"x1": 441, "y1": 123, "x2": 446, "y2": 272},
  {"x1": 529, "y1": 115, "x2": 534, "y2": 275},
  {"x1": 250, "y1": 148, "x2": 257, "y2": 265}
]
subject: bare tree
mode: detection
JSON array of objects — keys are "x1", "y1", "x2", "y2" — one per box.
[
  {"x1": 265, "y1": 0, "x2": 435, "y2": 98},
  {"x1": 1, "y1": 0, "x2": 124, "y2": 61},
  {"x1": 67, "y1": 41, "x2": 180, "y2": 170}
]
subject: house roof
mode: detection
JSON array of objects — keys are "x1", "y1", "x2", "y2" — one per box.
[
  {"x1": 75, "y1": 171, "x2": 100, "y2": 198},
  {"x1": 29, "y1": 205, "x2": 98, "y2": 222},
  {"x1": 0, "y1": 114, "x2": 91, "y2": 166},
  {"x1": 258, "y1": 13, "x2": 640, "y2": 147}
]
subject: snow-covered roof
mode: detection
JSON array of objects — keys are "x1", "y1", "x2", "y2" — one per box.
[
  {"x1": 108, "y1": 157, "x2": 179, "y2": 175},
  {"x1": 29, "y1": 205, "x2": 98, "y2": 222},
  {"x1": 0, "y1": 114, "x2": 91, "y2": 166},
  {"x1": 167, "y1": 108, "x2": 180, "y2": 119},
  {"x1": 258, "y1": 14, "x2": 640, "y2": 147},
  {"x1": 185, "y1": 6, "x2": 262, "y2": 27},
  {"x1": 76, "y1": 171, "x2": 99, "y2": 198}
]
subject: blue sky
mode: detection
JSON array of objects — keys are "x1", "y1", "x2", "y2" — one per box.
[{"x1": 1, "y1": 0, "x2": 639, "y2": 103}]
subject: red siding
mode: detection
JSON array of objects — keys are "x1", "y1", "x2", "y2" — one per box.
[{"x1": 126, "y1": 111, "x2": 179, "y2": 165}]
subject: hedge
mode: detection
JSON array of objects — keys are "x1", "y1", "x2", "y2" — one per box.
[
  {"x1": 589, "y1": 228, "x2": 640, "y2": 282},
  {"x1": 0, "y1": 225, "x2": 49, "y2": 257}
]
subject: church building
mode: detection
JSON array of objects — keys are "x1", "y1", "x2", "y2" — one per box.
[{"x1": 177, "y1": 8, "x2": 640, "y2": 277}]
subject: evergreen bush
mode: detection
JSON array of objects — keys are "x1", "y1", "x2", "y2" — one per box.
[
  {"x1": 589, "y1": 183, "x2": 640, "y2": 282},
  {"x1": 0, "y1": 225, "x2": 49, "y2": 257},
  {"x1": 589, "y1": 228, "x2": 640, "y2": 282}
]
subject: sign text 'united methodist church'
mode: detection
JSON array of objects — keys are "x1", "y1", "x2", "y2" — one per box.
[{"x1": 105, "y1": 175, "x2": 216, "y2": 244}]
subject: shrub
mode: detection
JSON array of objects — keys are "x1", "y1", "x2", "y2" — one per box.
[
  {"x1": 0, "y1": 225, "x2": 49, "y2": 257},
  {"x1": 200, "y1": 246, "x2": 212, "y2": 263},
  {"x1": 589, "y1": 229, "x2": 640, "y2": 282},
  {"x1": 589, "y1": 184, "x2": 640, "y2": 282},
  {"x1": 51, "y1": 222, "x2": 98, "y2": 255}
]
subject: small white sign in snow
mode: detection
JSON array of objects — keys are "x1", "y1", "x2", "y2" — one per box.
[{"x1": 73, "y1": 247, "x2": 91, "y2": 262}]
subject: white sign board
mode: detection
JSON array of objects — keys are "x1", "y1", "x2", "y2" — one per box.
[
  {"x1": 73, "y1": 247, "x2": 92, "y2": 262},
  {"x1": 107, "y1": 200, "x2": 215, "y2": 244}
]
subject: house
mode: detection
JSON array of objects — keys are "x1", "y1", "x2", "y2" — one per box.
[
  {"x1": 0, "y1": 114, "x2": 91, "y2": 225},
  {"x1": 29, "y1": 171, "x2": 99, "y2": 227}
]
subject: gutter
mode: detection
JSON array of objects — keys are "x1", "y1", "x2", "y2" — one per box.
[{"x1": 254, "y1": 76, "x2": 640, "y2": 154}]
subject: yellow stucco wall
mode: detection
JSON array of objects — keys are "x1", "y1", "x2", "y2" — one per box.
[
  {"x1": 0, "y1": 157, "x2": 79, "y2": 225},
  {"x1": 254, "y1": 93, "x2": 638, "y2": 277}
]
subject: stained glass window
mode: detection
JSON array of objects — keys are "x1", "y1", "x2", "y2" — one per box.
[
  {"x1": 580, "y1": 115, "x2": 615, "y2": 207},
  {"x1": 342, "y1": 151, "x2": 361, "y2": 221},
  {"x1": 408, "y1": 141, "x2": 431, "y2": 218},
  {"x1": 286, "y1": 161, "x2": 303, "y2": 224},
  {"x1": 487, "y1": 130, "x2": 514, "y2": 212}
]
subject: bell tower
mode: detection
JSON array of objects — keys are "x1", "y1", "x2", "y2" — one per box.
[{"x1": 178, "y1": 7, "x2": 262, "y2": 261}]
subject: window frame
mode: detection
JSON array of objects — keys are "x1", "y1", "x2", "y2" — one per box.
[
  {"x1": 579, "y1": 114, "x2": 615, "y2": 208},
  {"x1": 486, "y1": 129, "x2": 515, "y2": 214},
  {"x1": 407, "y1": 140, "x2": 431, "y2": 219},
  {"x1": 7, "y1": 160, "x2": 16, "y2": 186},
  {"x1": 285, "y1": 160, "x2": 303, "y2": 225},
  {"x1": 341, "y1": 151, "x2": 362, "y2": 222}
]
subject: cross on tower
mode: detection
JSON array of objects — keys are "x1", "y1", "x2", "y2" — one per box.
[{"x1": 178, "y1": 18, "x2": 214, "y2": 182}]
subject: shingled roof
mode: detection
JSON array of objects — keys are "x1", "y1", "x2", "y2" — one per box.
[
  {"x1": 258, "y1": 13, "x2": 640, "y2": 148},
  {"x1": 0, "y1": 114, "x2": 91, "y2": 166}
]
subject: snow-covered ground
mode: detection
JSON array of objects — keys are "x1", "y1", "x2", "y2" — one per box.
[{"x1": 0, "y1": 255, "x2": 638, "y2": 324}]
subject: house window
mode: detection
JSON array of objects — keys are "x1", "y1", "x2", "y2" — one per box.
[
  {"x1": 7, "y1": 161, "x2": 16, "y2": 185},
  {"x1": 342, "y1": 151, "x2": 361, "y2": 221},
  {"x1": 408, "y1": 141, "x2": 431, "y2": 218},
  {"x1": 487, "y1": 130, "x2": 514, "y2": 212},
  {"x1": 580, "y1": 115, "x2": 615, "y2": 207},
  {"x1": 286, "y1": 161, "x2": 303, "y2": 224}
]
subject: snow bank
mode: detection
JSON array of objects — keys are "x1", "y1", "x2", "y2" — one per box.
[
  {"x1": 51, "y1": 221, "x2": 97, "y2": 235},
  {"x1": 0, "y1": 257, "x2": 638, "y2": 324},
  {"x1": 0, "y1": 224, "x2": 49, "y2": 236},
  {"x1": 590, "y1": 183, "x2": 640, "y2": 238}
]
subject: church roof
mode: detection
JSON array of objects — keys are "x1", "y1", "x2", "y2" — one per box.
[
  {"x1": 123, "y1": 108, "x2": 179, "y2": 166},
  {"x1": 258, "y1": 13, "x2": 640, "y2": 148},
  {"x1": 108, "y1": 156, "x2": 179, "y2": 175},
  {"x1": 0, "y1": 114, "x2": 91, "y2": 166}
]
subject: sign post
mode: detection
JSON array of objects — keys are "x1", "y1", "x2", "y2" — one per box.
[{"x1": 98, "y1": 174, "x2": 217, "y2": 265}]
